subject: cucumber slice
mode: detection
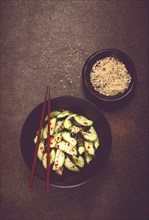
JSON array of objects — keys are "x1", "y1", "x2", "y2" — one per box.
[
  {"x1": 71, "y1": 125, "x2": 81, "y2": 134},
  {"x1": 45, "y1": 111, "x2": 61, "y2": 120},
  {"x1": 57, "y1": 110, "x2": 70, "y2": 119},
  {"x1": 64, "y1": 157, "x2": 79, "y2": 172},
  {"x1": 43, "y1": 126, "x2": 48, "y2": 139},
  {"x1": 85, "y1": 151, "x2": 93, "y2": 164},
  {"x1": 53, "y1": 149, "x2": 65, "y2": 170},
  {"x1": 83, "y1": 126, "x2": 97, "y2": 142},
  {"x1": 34, "y1": 129, "x2": 44, "y2": 144},
  {"x1": 34, "y1": 135, "x2": 38, "y2": 144},
  {"x1": 54, "y1": 120, "x2": 64, "y2": 133},
  {"x1": 50, "y1": 149, "x2": 56, "y2": 164},
  {"x1": 42, "y1": 149, "x2": 56, "y2": 169},
  {"x1": 63, "y1": 114, "x2": 76, "y2": 130},
  {"x1": 56, "y1": 141, "x2": 77, "y2": 156},
  {"x1": 62, "y1": 131, "x2": 77, "y2": 147},
  {"x1": 42, "y1": 117, "x2": 57, "y2": 139},
  {"x1": 49, "y1": 136, "x2": 57, "y2": 148},
  {"x1": 53, "y1": 132, "x2": 62, "y2": 143},
  {"x1": 50, "y1": 117, "x2": 57, "y2": 136},
  {"x1": 78, "y1": 146, "x2": 85, "y2": 155},
  {"x1": 72, "y1": 155, "x2": 85, "y2": 168},
  {"x1": 37, "y1": 142, "x2": 45, "y2": 160},
  {"x1": 94, "y1": 136, "x2": 100, "y2": 149},
  {"x1": 55, "y1": 166, "x2": 63, "y2": 176},
  {"x1": 74, "y1": 115, "x2": 93, "y2": 126},
  {"x1": 84, "y1": 141, "x2": 95, "y2": 155}
]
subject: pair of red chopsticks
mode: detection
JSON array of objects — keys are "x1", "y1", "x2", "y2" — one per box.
[{"x1": 28, "y1": 86, "x2": 51, "y2": 191}]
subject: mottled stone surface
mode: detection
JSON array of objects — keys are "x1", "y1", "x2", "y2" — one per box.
[{"x1": 0, "y1": 1, "x2": 148, "y2": 220}]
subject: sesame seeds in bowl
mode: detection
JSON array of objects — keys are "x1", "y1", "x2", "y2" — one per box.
[{"x1": 82, "y1": 49, "x2": 137, "y2": 104}]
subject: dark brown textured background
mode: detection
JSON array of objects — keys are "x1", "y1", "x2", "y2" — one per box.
[{"x1": 0, "y1": 1, "x2": 148, "y2": 220}]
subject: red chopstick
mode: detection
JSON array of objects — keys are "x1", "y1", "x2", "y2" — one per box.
[
  {"x1": 28, "y1": 86, "x2": 50, "y2": 190},
  {"x1": 46, "y1": 88, "x2": 51, "y2": 191}
]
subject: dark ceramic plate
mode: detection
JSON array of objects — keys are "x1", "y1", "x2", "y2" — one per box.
[
  {"x1": 82, "y1": 49, "x2": 137, "y2": 103},
  {"x1": 20, "y1": 96, "x2": 112, "y2": 188}
]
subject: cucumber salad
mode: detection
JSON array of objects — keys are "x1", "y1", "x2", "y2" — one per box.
[{"x1": 34, "y1": 109, "x2": 100, "y2": 176}]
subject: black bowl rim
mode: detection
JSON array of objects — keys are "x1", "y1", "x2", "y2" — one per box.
[
  {"x1": 20, "y1": 96, "x2": 112, "y2": 188},
  {"x1": 82, "y1": 48, "x2": 137, "y2": 102}
]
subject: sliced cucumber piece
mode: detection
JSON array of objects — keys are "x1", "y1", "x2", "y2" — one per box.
[
  {"x1": 42, "y1": 149, "x2": 56, "y2": 169},
  {"x1": 78, "y1": 146, "x2": 85, "y2": 155},
  {"x1": 64, "y1": 157, "x2": 79, "y2": 172},
  {"x1": 49, "y1": 136, "x2": 57, "y2": 148},
  {"x1": 56, "y1": 141, "x2": 77, "y2": 156},
  {"x1": 84, "y1": 141, "x2": 95, "y2": 155},
  {"x1": 42, "y1": 153, "x2": 48, "y2": 169},
  {"x1": 94, "y1": 136, "x2": 100, "y2": 149},
  {"x1": 50, "y1": 149, "x2": 56, "y2": 164},
  {"x1": 55, "y1": 166, "x2": 63, "y2": 176},
  {"x1": 43, "y1": 125, "x2": 48, "y2": 139},
  {"x1": 85, "y1": 151, "x2": 93, "y2": 164},
  {"x1": 45, "y1": 111, "x2": 61, "y2": 120},
  {"x1": 37, "y1": 142, "x2": 45, "y2": 160},
  {"x1": 50, "y1": 117, "x2": 57, "y2": 136},
  {"x1": 34, "y1": 135, "x2": 38, "y2": 144},
  {"x1": 72, "y1": 155, "x2": 85, "y2": 168},
  {"x1": 57, "y1": 110, "x2": 70, "y2": 119},
  {"x1": 63, "y1": 114, "x2": 76, "y2": 130},
  {"x1": 83, "y1": 126, "x2": 97, "y2": 142},
  {"x1": 53, "y1": 132, "x2": 62, "y2": 143},
  {"x1": 53, "y1": 149, "x2": 65, "y2": 170},
  {"x1": 71, "y1": 125, "x2": 81, "y2": 134},
  {"x1": 74, "y1": 115, "x2": 93, "y2": 126},
  {"x1": 34, "y1": 129, "x2": 43, "y2": 143},
  {"x1": 62, "y1": 131, "x2": 77, "y2": 147},
  {"x1": 54, "y1": 120, "x2": 64, "y2": 133},
  {"x1": 42, "y1": 117, "x2": 57, "y2": 139}
]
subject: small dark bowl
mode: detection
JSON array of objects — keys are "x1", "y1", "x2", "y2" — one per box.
[
  {"x1": 82, "y1": 49, "x2": 137, "y2": 104},
  {"x1": 20, "y1": 96, "x2": 112, "y2": 188}
]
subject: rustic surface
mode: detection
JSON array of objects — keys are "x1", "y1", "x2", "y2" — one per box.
[{"x1": 1, "y1": 1, "x2": 148, "y2": 220}]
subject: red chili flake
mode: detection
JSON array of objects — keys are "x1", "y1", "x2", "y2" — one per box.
[
  {"x1": 52, "y1": 136, "x2": 54, "y2": 138},
  {"x1": 57, "y1": 145, "x2": 59, "y2": 148},
  {"x1": 84, "y1": 122, "x2": 88, "y2": 125},
  {"x1": 72, "y1": 149, "x2": 75, "y2": 152},
  {"x1": 55, "y1": 123, "x2": 58, "y2": 126},
  {"x1": 59, "y1": 167, "x2": 62, "y2": 171},
  {"x1": 68, "y1": 143, "x2": 70, "y2": 146},
  {"x1": 88, "y1": 146, "x2": 90, "y2": 149},
  {"x1": 54, "y1": 164, "x2": 58, "y2": 167},
  {"x1": 50, "y1": 122, "x2": 52, "y2": 125},
  {"x1": 72, "y1": 165, "x2": 75, "y2": 169},
  {"x1": 50, "y1": 142, "x2": 53, "y2": 145},
  {"x1": 73, "y1": 154, "x2": 76, "y2": 156},
  {"x1": 42, "y1": 150, "x2": 45, "y2": 154},
  {"x1": 86, "y1": 150, "x2": 89, "y2": 153},
  {"x1": 40, "y1": 147, "x2": 43, "y2": 149}
]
